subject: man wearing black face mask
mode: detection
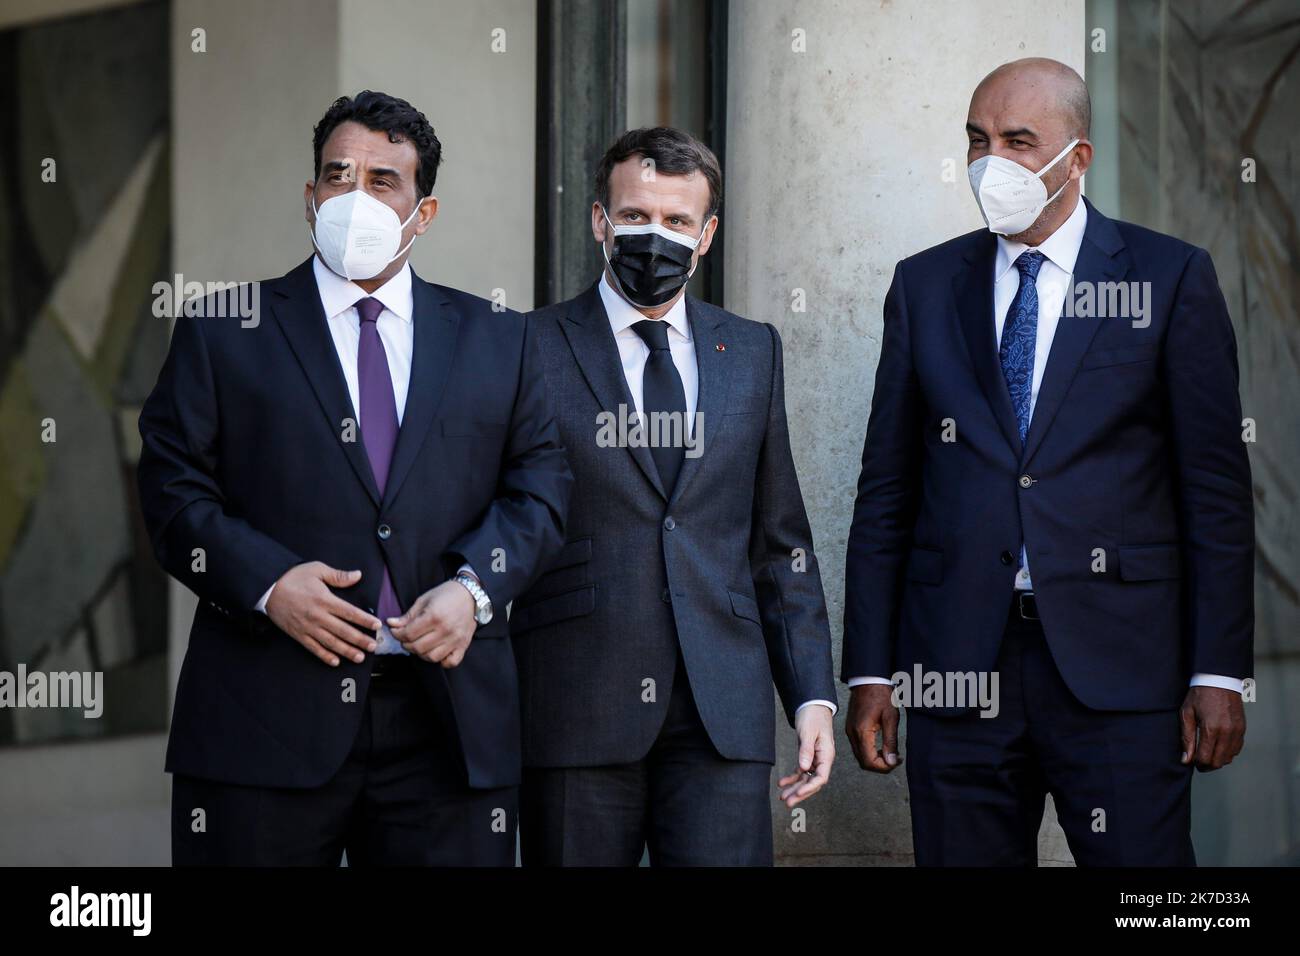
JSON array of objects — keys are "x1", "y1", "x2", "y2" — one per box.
[{"x1": 515, "y1": 127, "x2": 837, "y2": 866}]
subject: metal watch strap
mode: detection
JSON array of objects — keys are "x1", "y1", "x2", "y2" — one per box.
[{"x1": 455, "y1": 572, "x2": 492, "y2": 625}]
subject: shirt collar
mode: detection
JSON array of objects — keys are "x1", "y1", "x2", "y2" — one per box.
[
  {"x1": 995, "y1": 194, "x2": 1088, "y2": 282},
  {"x1": 598, "y1": 272, "x2": 691, "y2": 342},
  {"x1": 312, "y1": 254, "x2": 414, "y2": 323}
]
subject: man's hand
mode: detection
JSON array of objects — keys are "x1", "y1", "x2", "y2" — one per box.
[
  {"x1": 1180, "y1": 685, "x2": 1246, "y2": 772},
  {"x1": 388, "y1": 579, "x2": 477, "y2": 667},
  {"x1": 265, "y1": 562, "x2": 380, "y2": 666},
  {"x1": 778, "y1": 704, "x2": 835, "y2": 808},
  {"x1": 846, "y1": 683, "x2": 902, "y2": 773}
]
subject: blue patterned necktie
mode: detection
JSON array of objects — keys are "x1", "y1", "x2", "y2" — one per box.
[{"x1": 1000, "y1": 250, "x2": 1045, "y2": 445}]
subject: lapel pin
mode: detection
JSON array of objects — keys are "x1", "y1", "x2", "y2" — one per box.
[{"x1": 716, "y1": 343, "x2": 726, "y2": 351}]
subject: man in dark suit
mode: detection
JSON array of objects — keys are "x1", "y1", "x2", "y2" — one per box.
[
  {"x1": 138, "y1": 91, "x2": 571, "y2": 866},
  {"x1": 516, "y1": 127, "x2": 837, "y2": 866},
  {"x1": 843, "y1": 59, "x2": 1253, "y2": 866}
]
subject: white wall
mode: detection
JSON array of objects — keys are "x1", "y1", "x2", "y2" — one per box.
[{"x1": 339, "y1": 0, "x2": 536, "y2": 307}]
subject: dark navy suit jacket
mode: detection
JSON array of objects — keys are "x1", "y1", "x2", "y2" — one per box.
[
  {"x1": 138, "y1": 257, "x2": 572, "y2": 789},
  {"x1": 843, "y1": 199, "x2": 1254, "y2": 711}
]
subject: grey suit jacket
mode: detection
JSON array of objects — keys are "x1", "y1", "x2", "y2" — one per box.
[{"x1": 513, "y1": 283, "x2": 836, "y2": 768}]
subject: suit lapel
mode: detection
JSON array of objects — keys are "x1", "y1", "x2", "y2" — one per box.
[
  {"x1": 668, "y1": 298, "x2": 730, "y2": 506},
  {"x1": 1021, "y1": 199, "x2": 1129, "y2": 467},
  {"x1": 271, "y1": 257, "x2": 382, "y2": 506},
  {"x1": 955, "y1": 232, "x2": 1022, "y2": 456},
  {"x1": 381, "y1": 274, "x2": 459, "y2": 510},
  {"x1": 559, "y1": 283, "x2": 668, "y2": 500}
]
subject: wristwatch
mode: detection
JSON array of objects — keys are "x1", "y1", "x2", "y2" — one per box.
[{"x1": 454, "y1": 572, "x2": 493, "y2": 626}]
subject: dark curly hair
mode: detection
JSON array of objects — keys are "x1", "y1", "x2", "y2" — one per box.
[{"x1": 312, "y1": 91, "x2": 442, "y2": 199}]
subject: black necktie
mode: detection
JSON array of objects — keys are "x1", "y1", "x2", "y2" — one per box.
[{"x1": 631, "y1": 319, "x2": 687, "y2": 494}]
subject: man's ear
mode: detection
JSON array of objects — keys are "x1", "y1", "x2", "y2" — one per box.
[
  {"x1": 414, "y1": 195, "x2": 439, "y2": 235},
  {"x1": 304, "y1": 181, "x2": 316, "y2": 222},
  {"x1": 591, "y1": 201, "x2": 608, "y2": 244},
  {"x1": 696, "y1": 214, "x2": 719, "y2": 257},
  {"x1": 1070, "y1": 141, "x2": 1094, "y2": 180}
]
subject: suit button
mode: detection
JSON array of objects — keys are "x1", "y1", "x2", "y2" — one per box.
[
  {"x1": 661, "y1": 588, "x2": 672, "y2": 605},
  {"x1": 377, "y1": 523, "x2": 392, "y2": 540},
  {"x1": 1018, "y1": 474, "x2": 1034, "y2": 489},
  {"x1": 1000, "y1": 551, "x2": 1014, "y2": 565},
  {"x1": 663, "y1": 516, "x2": 676, "y2": 531}
]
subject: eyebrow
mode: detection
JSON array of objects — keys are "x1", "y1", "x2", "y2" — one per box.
[
  {"x1": 617, "y1": 205, "x2": 696, "y2": 226},
  {"x1": 965, "y1": 123, "x2": 1041, "y2": 141},
  {"x1": 321, "y1": 161, "x2": 405, "y2": 180}
]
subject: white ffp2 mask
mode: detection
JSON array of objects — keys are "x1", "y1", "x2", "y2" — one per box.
[
  {"x1": 967, "y1": 138, "x2": 1079, "y2": 236},
  {"x1": 309, "y1": 188, "x2": 426, "y2": 281}
]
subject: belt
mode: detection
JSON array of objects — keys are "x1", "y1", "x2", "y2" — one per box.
[
  {"x1": 370, "y1": 654, "x2": 419, "y2": 678},
  {"x1": 1015, "y1": 590, "x2": 1039, "y2": 622}
]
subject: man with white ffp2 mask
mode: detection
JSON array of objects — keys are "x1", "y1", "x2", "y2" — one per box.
[
  {"x1": 843, "y1": 58, "x2": 1253, "y2": 867},
  {"x1": 138, "y1": 90, "x2": 572, "y2": 866},
  {"x1": 308, "y1": 181, "x2": 430, "y2": 282}
]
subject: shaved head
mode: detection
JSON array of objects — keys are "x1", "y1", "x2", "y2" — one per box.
[{"x1": 975, "y1": 57, "x2": 1091, "y2": 139}]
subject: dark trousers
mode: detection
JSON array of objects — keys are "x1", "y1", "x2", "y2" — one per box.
[
  {"x1": 906, "y1": 597, "x2": 1195, "y2": 867},
  {"x1": 171, "y1": 659, "x2": 517, "y2": 866},
  {"x1": 519, "y1": 654, "x2": 773, "y2": 866}
]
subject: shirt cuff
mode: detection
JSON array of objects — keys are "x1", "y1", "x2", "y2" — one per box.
[
  {"x1": 796, "y1": 699, "x2": 838, "y2": 717},
  {"x1": 1190, "y1": 673, "x2": 1244, "y2": 695},
  {"x1": 847, "y1": 676, "x2": 894, "y2": 687},
  {"x1": 254, "y1": 582, "x2": 276, "y2": 614}
]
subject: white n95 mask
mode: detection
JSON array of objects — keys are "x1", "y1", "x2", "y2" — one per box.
[
  {"x1": 967, "y1": 138, "x2": 1079, "y2": 236},
  {"x1": 309, "y1": 188, "x2": 426, "y2": 281}
]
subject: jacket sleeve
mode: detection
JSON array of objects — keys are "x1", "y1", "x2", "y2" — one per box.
[
  {"x1": 1163, "y1": 247, "x2": 1254, "y2": 679},
  {"x1": 444, "y1": 314, "x2": 573, "y2": 611},
  {"x1": 749, "y1": 323, "x2": 837, "y2": 726},
  {"x1": 841, "y1": 261, "x2": 924, "y2": 681},
  {"x1": 136, "y1": 312, "x2": 302, "y2": 613}
]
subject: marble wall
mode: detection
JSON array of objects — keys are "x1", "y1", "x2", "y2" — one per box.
[
  {"x1": 0, "y1": 0, "x2": 171, "y2": 747},
  {"x1": 1101, "y1": 0, "x2": 1300, "y2": 866}
]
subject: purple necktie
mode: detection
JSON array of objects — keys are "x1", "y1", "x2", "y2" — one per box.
[{"x1": 356, "y1": 297, "x2": 402, "y2": 622}]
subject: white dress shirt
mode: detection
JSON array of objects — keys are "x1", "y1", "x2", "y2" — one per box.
[
  {"x1": 599, "y1": 273, "x2": 698, "y2": 435},
  {"x1": 599, "y1": 275, "x2": 836, "y2": 717},
  {"x1": 848, "y1": 198, "x2": 1242, "y2": 695},
  {"x1": 255, "y1": 256, "x2": 472, "y2": 655}
]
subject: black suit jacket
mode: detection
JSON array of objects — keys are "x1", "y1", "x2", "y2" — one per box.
[
  {"x1": 843, "y1": 199, "x2": 1254, "y2": 710},
  {"x1": 138, "y1": 257, "x2": 572, "y2": 789},
  {"x1": 514, "y1": 284, "x2": 836, "y2": 767}
]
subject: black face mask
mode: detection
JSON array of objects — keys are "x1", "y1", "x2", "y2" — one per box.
[{"x1": 601, "y1": 207, "x2": 704, "y2": 308}]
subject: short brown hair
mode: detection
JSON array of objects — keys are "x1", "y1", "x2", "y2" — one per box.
[{"x1": 595, "y1": 127, "x2": 722, "y2": 218}]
